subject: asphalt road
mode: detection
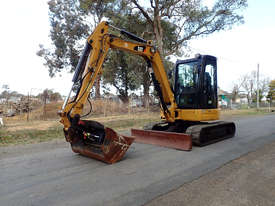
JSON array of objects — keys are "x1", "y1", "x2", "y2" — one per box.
[
  {"x1": 0, "y1": 114, "x2": 274, "y2": 206},
  {"x1": 146, "y1": 139, "x2": 275, "y2": 206}
]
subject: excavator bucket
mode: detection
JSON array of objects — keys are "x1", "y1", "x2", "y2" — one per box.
[
  {"x1": 66, "y1": 123, "x2": 134, "y2": 164},
  {"x1": 131, "y1": 129, "x2": 192, "y2": 151}
]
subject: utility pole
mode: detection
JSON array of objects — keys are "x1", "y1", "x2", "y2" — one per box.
[{"x1": 256, "y1": 63, "x2": 260, "y2": 110}]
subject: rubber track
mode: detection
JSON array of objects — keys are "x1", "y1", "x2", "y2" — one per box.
[{"x1": 186, "y1": 121, "x2": 236, "y2": 146}]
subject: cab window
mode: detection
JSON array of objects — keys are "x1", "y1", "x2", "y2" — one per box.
[{"x1": 176, "y1": 61, "x2": 199, "y2": 108}]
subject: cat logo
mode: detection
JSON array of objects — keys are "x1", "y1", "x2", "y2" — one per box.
[{"x1": 134, "y1": 46, "x2": 146, "y2": 52}]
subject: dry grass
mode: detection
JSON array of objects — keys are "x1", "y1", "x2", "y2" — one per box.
[
  {"x1": 5, "y1": 99, "x2": 149, "y2": 122},
  {"x1": 5, "y1": 111, "x2": 160, "y2": 132},
  {"x1": 5, "y1": 121, "x2": 60, "y2": 132},
  {"x1": 0, "y1": 111, "x2": 160, "y2": 146},
  {"x1": 5, "y1": 101, "x2": 63, "y2": 122},
  {"x1": 3, "y1": 98, "x2": 159, "y2": 133},
  {"x1": 1, "y1": 103, "x2": 274, "y2": 147},
  {"x1": 220, "y1": 107, "x2": 275, "y2": 119},
  {"x1": 90, "y1": 99, "x2": 129, "y2": 116},
  {"x1": 0, "y1": 126, "x2": 63, "y2": 146},
  {"x1": 95, "y1": 112, "x2": 160, "y2": 131}
]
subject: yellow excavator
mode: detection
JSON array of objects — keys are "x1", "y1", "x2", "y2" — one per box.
[{"x1": 59, "y1": 21, "x2": 235, "y2": 163}]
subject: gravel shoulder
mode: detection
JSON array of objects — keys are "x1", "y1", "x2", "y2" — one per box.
[{"x1": 146, "y1": 140, "x2": 275, "y2": 206}]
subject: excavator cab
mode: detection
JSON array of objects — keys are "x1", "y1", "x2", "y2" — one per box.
[
  {"x1": 174, "y1": 55, "x2": 217, "y2": 109},
  {"x1": 138, "y1": 54, "x2": 235, "y2": 146}
]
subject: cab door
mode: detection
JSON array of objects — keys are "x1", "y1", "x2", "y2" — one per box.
[
  {"x1": 199, "y1": 56, "x2": 218, "y2": 109},
  {"x1": 174, "y1": 59, "x2": 200, "y2": 109}
]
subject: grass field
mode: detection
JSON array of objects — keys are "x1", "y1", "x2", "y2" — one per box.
[
  {"x1": 0, "y1": 112, "x2": 160, "y2": 146},
  {"x1": 0, "y1": 108, "x2": 274, "y2": 147}
]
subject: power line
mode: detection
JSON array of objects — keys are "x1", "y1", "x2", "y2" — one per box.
[{"x1": 187, "y1": 46, "x2": 257, "y2": 67}]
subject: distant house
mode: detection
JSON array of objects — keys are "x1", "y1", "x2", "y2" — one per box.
[
  {"x1": 218, "y1": 88, "x2": 231, "y2": 108},
  {"x1": 235, "y1": 94, "x2": 248, "y2": 104},
  {"x1": 130, "y1": 98, "x2": 143, "y2": 107},
  {"x1": 0, "y1": 96, "x2": 21, "y2": 104}
]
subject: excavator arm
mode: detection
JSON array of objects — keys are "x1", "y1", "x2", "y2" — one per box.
[{"x1": 60, "y1": 21, "x2": 175, "y2": 129}]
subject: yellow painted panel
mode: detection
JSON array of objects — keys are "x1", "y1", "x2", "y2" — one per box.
[{"x1": 175, "y1": 109, "x2": 220, "y2": 121}]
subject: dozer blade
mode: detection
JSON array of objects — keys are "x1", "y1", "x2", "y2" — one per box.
[
  {"x1": 131, "y1": 129, "x2": 192, "y2": 151},
  {"x1": 69, "y1": 127, "x2": 134, "y2": 164}
]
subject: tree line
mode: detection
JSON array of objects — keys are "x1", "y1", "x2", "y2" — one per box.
[
  {"x1": 37, "y1": 0, "x2": 248, "y2": 104},
  {"x1": 0, "y1": 85, "x2": 62, "y2": 104}
]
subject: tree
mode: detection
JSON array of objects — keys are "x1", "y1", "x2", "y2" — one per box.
[
  {"x1": 40, "y1": 89, "x2": 50, "y2": 103},
  {"x1": 231, "y1": 84, "x2": 240, "y2": 103},
  {"x1": 231, "y1": 75, "x2": 248, "y2": 103},
  {"x1": 103, "y1": 6, "x2": 177, "y2": 104},
  {"x1": 50, "y1": 92, "x2": 62, "y2": 102},
  {"x1": 37, "y1": 89, "x2": 62, "y2": 103},
  {"x1": 37, "y1": 0, "x2": 90, "y2": 76},
  {"x1": 267, "y1": 79, "x2": 275, "y2": 103},
  {"x1": 80, "y1": 0, "x2": 114, "y2": 24},
  {"x1": 128, "y1": 0, "x2": 247, "y2": 57},
  {"x1": 101, "y1": 8, "x2": 145, "y2": 103},
  {"x1": 79, "y1": 0, "x2": 116, "y2": 98},
  {"x1": 39, "y1": 0, "x2": 247, "y2": 103},
  {"x1": 253, "y1": 77, "x2": 270, "y2": 103},
  {"x1": 103, "y1": 51, "x2": 142, "y2": 103},
  {"x1": 0, "y1": 85, "x2": 11, "y2": 104},
  {"x1": 239, "y1": 71, "x2": 255, "y2": 104},
  {"x1": 37, "y1": 0, "x2": 115, "y2": 98},
  {"x1": 38, "y1": 89, "x2": 62, "y2": 119},
  {"x1": 238, "y1": 71, "x2": 270, "y2": 104}
]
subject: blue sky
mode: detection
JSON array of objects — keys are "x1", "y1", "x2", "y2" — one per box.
[
  {"x1": 245, "y1": 0, "x2": 275, "y2": 28},
  {"x1": 0, "y1": 0, "x2": 274, "y2": 95},
  {"x1": 190, "y1": 0, "x2": 275, "y2": 90}
]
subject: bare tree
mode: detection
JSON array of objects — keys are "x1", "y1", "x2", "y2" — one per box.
[
  {"x1": 239, "y1": 71, "x2": 270, "y2": 104},
  {"x1": 231, "y1": 84, "x2": 240, "y2": 103},
  {"x1": 258, "y1": 77, "x2": 270, "y2": 100},
  {"x1": 241, "y1": 71, "x2": 256, "y2": 104}
]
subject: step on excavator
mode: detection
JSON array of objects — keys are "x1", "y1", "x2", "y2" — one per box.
[{"x1": 59, "y1": 21, "x2": 236, "y2": 163}]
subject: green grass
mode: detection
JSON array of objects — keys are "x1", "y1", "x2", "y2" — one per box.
[{"x1": 0, "y1": 126, "x2": 64, "y2": 146}]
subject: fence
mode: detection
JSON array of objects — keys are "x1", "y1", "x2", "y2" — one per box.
[{"x1": 222, "y1": 101, "x2": 275, "y2": 110}]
